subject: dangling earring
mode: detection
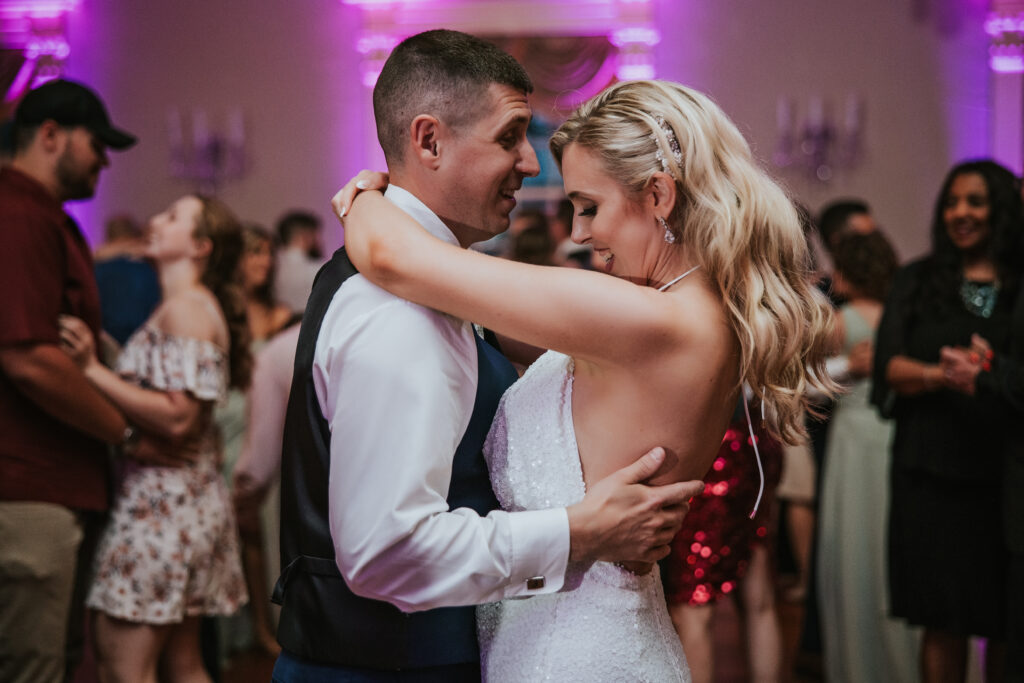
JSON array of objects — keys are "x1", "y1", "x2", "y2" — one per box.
[{"x1": 659, "y1": 216, "x2": 676, "y2": 244}]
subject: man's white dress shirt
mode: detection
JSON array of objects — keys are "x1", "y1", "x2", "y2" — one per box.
[{"x1": 314, "y1": 185, "x2": 570, "y2": 613}]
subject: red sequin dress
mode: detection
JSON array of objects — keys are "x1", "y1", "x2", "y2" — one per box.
[{"x1": 663, "y1": 417, "x2": 782, "y2": 605}]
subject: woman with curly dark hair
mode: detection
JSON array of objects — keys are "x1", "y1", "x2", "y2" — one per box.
[
  {"x1": 217, "y1": 223, "x2": 291, "y2": 656},
  {"x1": 872, "y1": 160, "x2": 1023, "y2": 682}
]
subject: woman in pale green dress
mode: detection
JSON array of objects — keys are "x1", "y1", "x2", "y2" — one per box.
[{"x1": 817, "y1": 231, "x2": 921, "y2": 682}]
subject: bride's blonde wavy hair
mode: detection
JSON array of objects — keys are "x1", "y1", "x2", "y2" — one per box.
[{"x1": 550, "y1": 80, "x2": 836, "y2": 443}]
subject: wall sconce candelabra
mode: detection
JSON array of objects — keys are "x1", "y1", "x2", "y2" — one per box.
[
  {"x1": 167, "y1": 108, "x2": 246, "y2": 195},
  {"x1": 772, "y1": 94, "x2": 864, "y2": 183}
]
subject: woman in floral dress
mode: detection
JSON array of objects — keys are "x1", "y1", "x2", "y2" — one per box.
[{"x1": 60, "y1": 194, "x2": 251, "y2": 682}]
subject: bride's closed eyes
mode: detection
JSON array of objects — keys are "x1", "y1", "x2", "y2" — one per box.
[{"x1": 577, "y1": 205, "x2": 597, "y2": 218}]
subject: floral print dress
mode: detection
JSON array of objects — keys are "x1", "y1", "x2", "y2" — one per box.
[{"x1": 86, "y1": 326, "x2": 247, "y2": 624}]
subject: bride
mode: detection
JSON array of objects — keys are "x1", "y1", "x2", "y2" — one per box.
[{"x1": 336, "y1": 79, "x2": 834, "y2": 681}]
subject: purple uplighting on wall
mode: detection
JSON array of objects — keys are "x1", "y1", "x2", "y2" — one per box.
[
  {"x1": 1, "y1": 0, "x2": 78, "y2": 20},
  {"x1": 990, "y1": 52, "x2": 1024, "y2": 73},
  {"x1": 341, "y1": 0, "x2": 426, "y2": 5},
  {"x1": 986, "y1": 10, "x2": 1024, "y2": 73},
  {"x1": 340, "y1": 0, "x2": 651, "y2": 4},
  {"x1": 609, "y1": 26, "x2": 660, "y2": 47},
  {"x1": 357, "y1": 33, "x2": 401, "y2": 87},
  {"x1": 611, "y1": 26, "x2": 660, "y2": 80},
  {"x1": 986, "y1": 13, "x2": 1024, "y2": 35},
  {"x1": 1, "y1": 0, "x2": 79, "y2": 95}
]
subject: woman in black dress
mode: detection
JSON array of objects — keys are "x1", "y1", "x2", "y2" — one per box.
[{"x1": 872, "y1": 160, "x2": 1022, "y2": 682}]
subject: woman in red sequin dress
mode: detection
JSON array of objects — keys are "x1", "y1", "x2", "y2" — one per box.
[{"x1": 663, "y1": 405, "x2": 782, "y2": 683}]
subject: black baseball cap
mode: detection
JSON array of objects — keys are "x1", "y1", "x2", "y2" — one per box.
[{"x1": 14, "y1": 79, "x2": 136, "y2": 150}]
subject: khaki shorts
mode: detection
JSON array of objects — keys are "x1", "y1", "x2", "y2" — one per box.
[{"x1": 0, "y1": 501, "x2": 85, "y2": 683}]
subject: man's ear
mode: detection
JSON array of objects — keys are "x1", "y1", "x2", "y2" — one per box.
[
  {"x1": 37, "y1": 119, "x2": 66, "y2": 154},
  {"x1": 648, "y1": 171, "x2": 678, "y2": 216},
  {"x1": 409, "y1": 115, "x2": 442, "y2": 170}
]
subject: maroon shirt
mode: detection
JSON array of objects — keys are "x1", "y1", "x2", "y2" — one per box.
[{"x1": 0, "y1": 167, "x2": 109, "y2": 511}]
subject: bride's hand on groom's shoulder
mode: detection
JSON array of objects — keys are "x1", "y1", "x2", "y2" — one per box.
[
  {"x1": 566, "y1": 447, "x2": 702, "y2": 568},
  {"x1": 332, "y1": 170, "x2": 390, "y2": 221}
]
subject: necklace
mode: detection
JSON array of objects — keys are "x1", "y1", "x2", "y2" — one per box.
[
  {"x1": 960, "y1": 279, "x2": 998, "y2": 318},
  {"x1": 657, "y1": 265, "x2": 701, "y2": 292}
]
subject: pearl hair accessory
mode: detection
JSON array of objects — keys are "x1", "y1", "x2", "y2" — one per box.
[{"x1": 650, "y1": 114, "x2": 683, "y2": 177}]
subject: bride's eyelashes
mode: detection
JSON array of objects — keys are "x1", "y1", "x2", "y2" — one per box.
[{"x1": 578, "y1": 206, "x2": 597, "y2": 218}]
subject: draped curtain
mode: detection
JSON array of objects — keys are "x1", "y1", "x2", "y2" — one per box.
[{"x1": 492, "y1": 36, "x2": 618, "y2": 120}]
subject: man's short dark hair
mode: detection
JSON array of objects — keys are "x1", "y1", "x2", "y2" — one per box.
[
  {"x1": 276, "y1": 210, "x2": 321, "y2": 245},
  {"x1": 817, "y1": 199, "x2": 870, "y2": 250},
  {"x1": 372, "y1": 30, "x2": 533, "y2": 167}
]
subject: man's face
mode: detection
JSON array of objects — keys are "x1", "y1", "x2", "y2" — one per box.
[
  {"x1": 55, "y1": 126, "x2": 109, "y2": 201},
  {"x1": 433, "y1": 83, "x2": 540, "y2": 245}
]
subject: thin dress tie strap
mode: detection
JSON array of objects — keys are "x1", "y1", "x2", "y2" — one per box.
[{"x1": 657, "y1": 264, "x2": 765, "y2": 519}]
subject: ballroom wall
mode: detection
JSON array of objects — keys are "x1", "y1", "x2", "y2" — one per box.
[
  {"x1": 59, "y1": 0, "x2": 991, "y2": 260},
  {"x1": 656, "y1": 0, "x2": 991, "y2": 260},
  {"x1": 63, "y1": 0, "x2": 365, "y2": 245}
]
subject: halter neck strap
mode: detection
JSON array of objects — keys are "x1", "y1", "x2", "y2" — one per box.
[{"x1": 657, "y1": 265, "x2": 701, "y2": 292}]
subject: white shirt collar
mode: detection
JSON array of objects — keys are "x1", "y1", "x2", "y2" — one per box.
[{"x1": 384, "y1": 185, "x2": 460, "y2": 248}]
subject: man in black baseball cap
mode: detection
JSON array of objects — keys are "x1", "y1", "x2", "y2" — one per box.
[
  {"x1": 0, "y1": 78, "x2": 136, "y2": 683},
  {"x1": 14, "y1": 78, "x2": 136, "y2": 151},
  {"x1": 7, "y1": 78, "x2": 136, "y2": 202}
]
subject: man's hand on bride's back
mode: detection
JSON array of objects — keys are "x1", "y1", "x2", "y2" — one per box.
[{"x1": 565, "y1": 447, "x2": 702, "y2": 569}]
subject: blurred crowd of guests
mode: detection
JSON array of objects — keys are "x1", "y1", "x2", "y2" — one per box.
[
  {"x1": 661, "y1": 162, "x2": 1024, "y2": 683},
  {"x1": 0, "y1": 80, "x2": 320, "y2": 683},
  {"x1": 3, "y1": 77, "x2": 1024, "y2": 683}
]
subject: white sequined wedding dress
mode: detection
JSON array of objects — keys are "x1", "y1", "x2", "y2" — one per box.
[{"x1": 478, "y1": 351, "x2": 691, "y2": 682}]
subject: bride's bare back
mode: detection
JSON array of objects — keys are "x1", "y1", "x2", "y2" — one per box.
[{"x1": 573, "y1": 272, "x2": 739, "y2": 489}]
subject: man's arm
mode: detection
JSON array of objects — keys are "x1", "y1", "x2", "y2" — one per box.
[
  {"x1": 0, "y1": 343, "x2": 125, "y2": 443},
  {"x1": 323, "y1": 295, "x2": 569, "y2": 612},
  {"x1": 0, "y1": 211, "x2": 126, "y2": 443},
  {"x1": 565, "y1": 448, "x2": 699, "y2": 565},
  {"x1": 322, "y1": 290, "x2": 696, "y2": 612}
]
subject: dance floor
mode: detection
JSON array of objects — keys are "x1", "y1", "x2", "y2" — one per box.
[{"x1": 222, "y1": 596, "x2": 822, "y2": 683}]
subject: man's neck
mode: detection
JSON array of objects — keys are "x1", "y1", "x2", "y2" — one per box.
[
  {"x1": 388, "y1": 172, "x2": 482, "y2": 249},
  {"x1": 9, "y1": 156, "x2": 62, "y2": 202}
]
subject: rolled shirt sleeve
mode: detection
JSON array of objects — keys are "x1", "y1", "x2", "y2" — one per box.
[{"x1": 316, "y1": 276, "x2": 569, "y2": 613}]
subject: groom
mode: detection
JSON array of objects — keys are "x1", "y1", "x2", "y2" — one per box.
[{"x1": 273, "y1": 30, "x2": 699, "y2": 682}]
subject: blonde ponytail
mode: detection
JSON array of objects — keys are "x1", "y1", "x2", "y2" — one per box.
[{"x1": 550, "y1": 80, "x2": 837, "y2": 442}]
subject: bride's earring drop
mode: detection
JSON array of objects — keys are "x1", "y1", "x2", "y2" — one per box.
[{"x1": 659, "y1": 216, "x2": 676, "y2": 244}]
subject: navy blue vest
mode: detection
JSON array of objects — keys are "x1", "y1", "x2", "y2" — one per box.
[{"x1": 273, "y1": 248, "x2": 517, "y2": 669}]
